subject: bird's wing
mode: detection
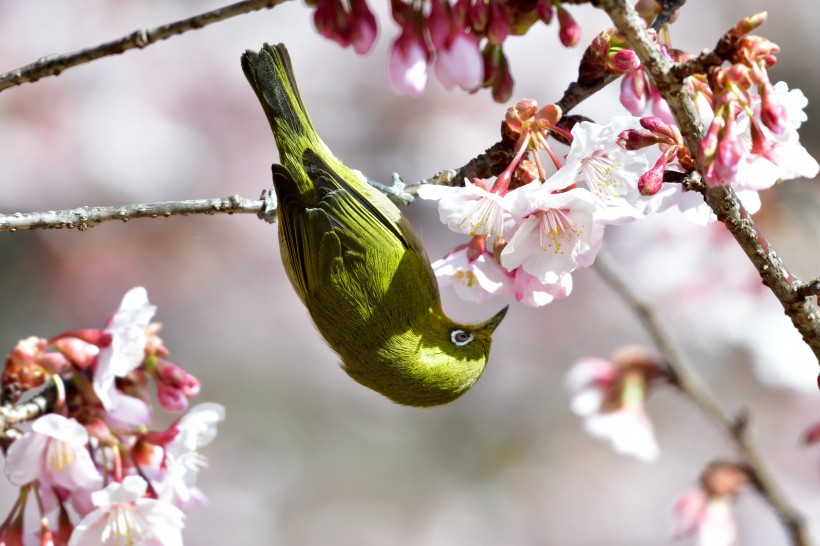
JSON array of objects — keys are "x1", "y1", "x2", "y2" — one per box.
[{"x1": 301, "y1": 149, "x2": 439, "y2": 294}]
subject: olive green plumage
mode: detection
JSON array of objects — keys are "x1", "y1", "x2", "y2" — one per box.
[{"x1": 241, "y1": 43, "x2": 507, "y2": 407}]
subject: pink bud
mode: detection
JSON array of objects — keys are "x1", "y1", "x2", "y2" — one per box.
[
  {"x1": 557, "y1": 5, "x2": 580, "y2": 47},
  {"x1": 51, "y1": 337, "x2": 99, "y2": 371},
  {"x1": 638, "y1": 158, "x2": 665, "y2": 196},
  {"x1": 470, "y1": 0, "x2": 489, "y2": 34},
  {"x1": 156, "y1": 360, "x2": 201, "y2": 398},
  {"x1": 714, "y1": 132, "x2": 744, "y2": 183},
  {"x1": 157, "y1": 382, "x2": 188, "y2": 413},
  {"x1": 452, "y1": 0, "x2": 470, "y2": 25},
  {"x1": 491, "y1": 48, "x2": 513, "y2": 102},
  {"x1": 610, "y1": 49, "x2": 639, "y2": 73},
  {"x1": 617, "y1": 128, "x2": 656, "y2": 151},
  {"x1": 435, "y1": 30, "x2": 483, "y2": 91},
  {"x1": 760, "y1": 84, "x2": 788, "y2": 135},
  {"x1": 649, "y1": 89, "x2": 675, "y2": 125},
  {"x1": 487, "y1": 0, "x2": 508, "y2": 45},
  {"x1": 804, "y1": 422, "x2": 820, "y2": 445},
  {"x1": 619, "y1": 70, "x2": 647, "y2": 116},
  {"x1": 388, "y1": 29, "x2": 430, "y2": 96},
  {"x1": 350, "y1": 0, "x2": 378, "y2": 55},
  {"x1": 536, "y1": 0, "x2": 553, "y2": 24},
  {"x1": 427, "y1": 0, "x2": 451, "y2": 50},
  {"x1": 52, "y1": 328, "x2": 111, "y2": 347},
  {"x1": 390, "y1": 0, "x2": 410, "y2": 25},
  {"x1": 313, "y1": 0, "x2": 352, "y2": 48}
]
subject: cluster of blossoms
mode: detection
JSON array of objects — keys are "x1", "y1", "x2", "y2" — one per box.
[
  {"x1": 0, "y1": 287, "x2": 224, "y2": 545},
  {"x1": 420, "y1": 12, "x2": 818, "y2": 308},
  {"x1": 619, "y1": 13, "x2": 818, "y2": 196},
  {"x1": 564, "y1": 347, "x2": 756, "y2": 545},
  {"x1": 417, "y1": 14, "x2": 819, "y2": 541},
  {"x1": 307, "y1": 0, "x2": 582, "y2": 100}
]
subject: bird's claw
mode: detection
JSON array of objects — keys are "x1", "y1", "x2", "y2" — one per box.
[{"x1": 258, "y1": 186, "x2": 278, "y2": 224}]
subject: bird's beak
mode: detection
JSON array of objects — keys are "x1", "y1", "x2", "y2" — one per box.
[{"x1": 480, "y1": 305, "x2": 509, "y2": 334}]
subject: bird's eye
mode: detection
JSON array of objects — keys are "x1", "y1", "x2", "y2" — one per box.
[{"x1": 450, "y1": 330, "x2": 474, "y2": 347}]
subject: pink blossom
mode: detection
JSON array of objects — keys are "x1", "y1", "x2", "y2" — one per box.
[
  {"x1": 159, "y1": 403, "x2": 226, "y2": 509},
  {"x1": 417, "y1": 179, "x2": 516, "y2": 242},
  {"x1": 4, "y1": 414, "x2": 101, "y2": 492},
  {"x1": 434, "y1": 31, "x2": 483, "y2": 92},
  {"x1": 549, "y1": 116, "x2": 647, "y2": 224},
  {"x1": 93, "y1": 287, "x2": 156, "y2": 425},
  {"x1": 583, "y1": 401, "x2": 659, "y2": 462},
  {"x1": 672, "y1": 489, "x2": 736, "y2": 546},
  {"x1": 510, "y1": 268, "x2": 572, "y2": 307},
  {"x1": 500, "y1": 181, "x2": 600, "y2": 283},
  {"x1": 388, "y1": 31, "x2": 429, "y2": 96},
  {"x1": 565, "y1": 359, "x2": 660, "y2": 462},
  {"x1": 432, "y1": 246, "x2": 512, "y2": 303},
  {"x1": 68, "y1": 476, "x2": 185, "y2": 546}
]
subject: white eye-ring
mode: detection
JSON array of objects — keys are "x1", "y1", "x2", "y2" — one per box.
[{"x1": 451, "y1": 330, "x2": 474, "y2": 346}]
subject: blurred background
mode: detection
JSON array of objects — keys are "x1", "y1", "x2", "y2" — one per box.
[{"x1": 1, "y1": 0, "x2": 820, "y2": 544}]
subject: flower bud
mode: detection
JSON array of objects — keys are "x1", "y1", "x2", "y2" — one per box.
[
  {"x1": 486, "y1": 0, "x2": 508, "y2": 45},
  {"x1": 638, "y1": 156, "x2": 666, "y2": 195},
  {"x1": 470, "y1": 0, "x2": 489, "y2": 34},
  {"x1": 350, "y1": 0, "x2": 378, "y2": 55},
  {"x1": 156, "y1": 360, "x2": 201, "y2": 398},
  {"x1": 557, "y1": 5, "x2": 580, "y2": 47},
  {"x1": 52, "y1": 337, "x2": 99, "y2": 371},
  {"x1": 536, "y1": 0, "x2": 553, "y2": 24},
  {"x1": 388, "y1": 27, "x2": 430, "y2": 96},
  {"x1": 619, "y1": 69, "x2": 647, "y2": 116},
  {"x1": 610, "y1": 49, "x2": 639, "y2": 73},
  {"x1": 427, "y1": 0, "x2": 452, "y2": 50},
  {"x1": 157, "y1": 382, "x2": 188, "y2": 413}
]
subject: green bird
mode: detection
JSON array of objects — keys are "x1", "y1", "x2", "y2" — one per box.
[{"x1": 241, "y1": 43, "x2": 507, "y2": 407}]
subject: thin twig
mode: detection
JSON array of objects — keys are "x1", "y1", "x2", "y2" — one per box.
[
  {"x1": 0, "y1": 195, "x2": 266, "y2": 232},
  {"x1": 0, "y1": 0, "x2": 289, "y2": 93},
  {"x1": 595, "y1": 253, "x2": 812, "y2": 546},
  {"x1": 0, "y1": 383, "x2": 57, "y2": 433}
]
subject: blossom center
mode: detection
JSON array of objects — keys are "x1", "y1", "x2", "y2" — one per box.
[
  {"x1": 101, "y1": 505, "x2": 149, "y2": 545},
  {"x1": 537, "y1": 208, "x2": 581, "y2": 255},
  {"x1": 458, "y1": 196, "x2": 504, "y2": 238},
  {"x1": 583, "y1": 151, "x2": 626, "y2": 200},
  {"x1": 453, "y1": 269, "x2": 478, "y2": 287},
  {"x1": 46, "y1": 439, "x2": 76, "y2": 473}
]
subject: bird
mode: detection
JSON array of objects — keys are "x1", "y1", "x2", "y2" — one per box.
[{"x1": 241, "y1": 43, "x2": 507, "y2": 407}]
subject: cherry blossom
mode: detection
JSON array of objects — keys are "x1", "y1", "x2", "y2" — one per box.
[
  {"x1": 672, "y1": 490, "x2": 736, "y2": 546},
  {"x1": 4, "y1": 414, "x2": 101, "y2": 491},
  {"x1": 417, "y1": 178, "x2": 517, "y2": 241},
  {"x1": 159, "y1": 403, "x2": 226, "y2": 509},
  {"x1": 500, "y1": 181, "x2": 601, "y2": 283},
  {"x1": 549, "y1": 116, "x2": 648, "y2": 224},
  {"x1": 565, "y1": 352, "x2": 662, "y2": 462},
  {"x1": 68, "y1": 476, "x2": 185, "y2": 546},
  {"x1": 93, "y1": 287, "x2": 156, "y2": 425},
  {"x1": 510, "y1": 268, "x2": 572, "y2": 307},
  {"x1": 431, "y1": 245, "x2": 512, "y2": 303}
]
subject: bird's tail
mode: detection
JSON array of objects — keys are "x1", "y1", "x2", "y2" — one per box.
[{"x1": 241, "y1": 43, "x2": 322, "y2": 162}]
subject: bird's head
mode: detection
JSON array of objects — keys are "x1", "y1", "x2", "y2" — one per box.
[{"x1": 344, "y1": 305, "x2": 509, "y2": 407}]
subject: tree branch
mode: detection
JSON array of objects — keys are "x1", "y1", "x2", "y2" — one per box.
[
  {"x1": 594, "y1": 254, "x2": 812, "y2": 546},
  {"x1": 0, "y1": 195, "x2": 266, "y2": 232},
  {"x1": 0, "y1": 0, "x2": 290, "y2": 93},
  {"x1": 595, "y1": 0, "x2": 820, "y2": 362}
]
